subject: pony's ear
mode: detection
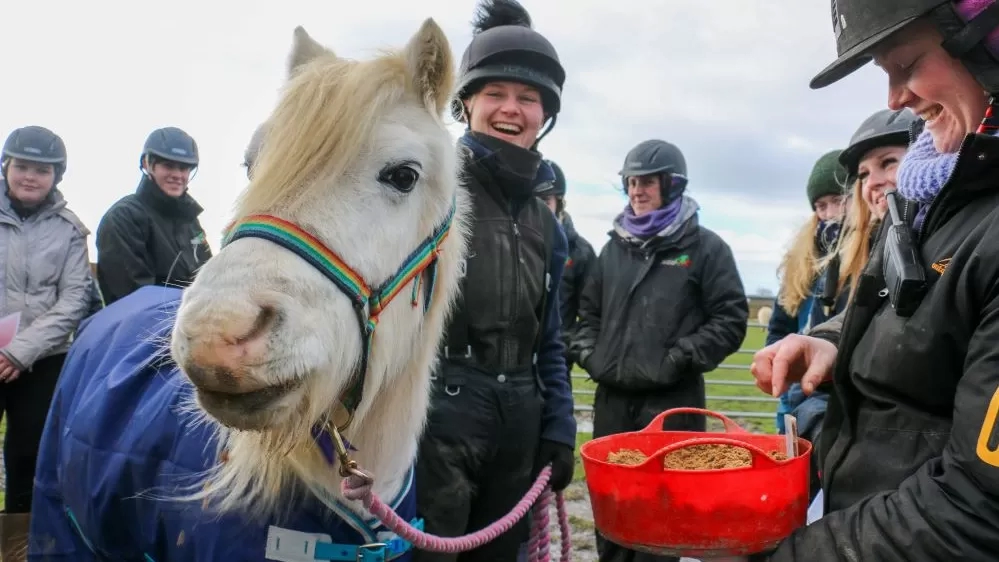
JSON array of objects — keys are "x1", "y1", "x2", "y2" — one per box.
[
  {"x1": 287, "y1": 26, "x2": 333, "y2": 78},
  {"x1": 403, "y1": 18, "x2": 454, "y2": 117}
]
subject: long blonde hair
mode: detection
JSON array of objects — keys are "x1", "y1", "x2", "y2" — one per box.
[
  {"x1": 834, "y1": 178, "x2": 880, "y2": 300},
  {"x1": 776, "y1": 214, "x2": 822, "y2": 317}
]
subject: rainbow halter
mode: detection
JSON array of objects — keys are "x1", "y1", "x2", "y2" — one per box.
[{"x1": 221, "y1": 198, "x2": 455, "y2": 422}]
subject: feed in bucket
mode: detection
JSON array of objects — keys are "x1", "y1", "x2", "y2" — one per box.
[{"x1": 606, "y1": 443, "x2": 789, "y2": 469}]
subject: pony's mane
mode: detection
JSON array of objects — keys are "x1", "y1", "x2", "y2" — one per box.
[{"x1": 234, "y1": 50, "x2": 416, "y2": 216}]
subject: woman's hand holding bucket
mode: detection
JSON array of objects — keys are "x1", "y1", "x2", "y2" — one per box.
[{"x1": 750, "y1": 334, "x2": 836, "y2": 398}]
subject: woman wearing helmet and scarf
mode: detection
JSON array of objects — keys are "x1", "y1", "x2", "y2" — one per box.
[
  {"x1": 413, "y1": 1, "x2": 575, "y2": 561},
  {"x1": 748, "y1": 0, "x2": 999, "y2": 559}
]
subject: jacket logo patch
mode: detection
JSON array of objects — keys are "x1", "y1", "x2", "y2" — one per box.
[
  {"x1": 662, "y1": 254, "x2": 691, "y2": 268},
  {"x1": 565, "y1": 257, "x2": 573, "y2": 268},
  {"x1": 931, "y1": 257, "x2": 951, "y2": 275}
]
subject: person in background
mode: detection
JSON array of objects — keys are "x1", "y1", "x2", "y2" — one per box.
[
  {"x1": 0, "y1": 126, "x2": 93, "y2": 559},
  {"x1": 765, "y1": 150, "x2": 848, "y2": 510},
  {"x1": 95, "y1": 127, "x2": 212, "y2": 305},
  {"x1": 766, "y1": 151, "x2": 847, "y2": 436},
  {"x1": 533, "y1": 158, "x2": 596, "y2": 382},
  {"x1": 571, "y1": 138, "x2": 748, "y2": 562},
  {"x1": 413, "y1": 1, "x2": 576, "y2": 560}
]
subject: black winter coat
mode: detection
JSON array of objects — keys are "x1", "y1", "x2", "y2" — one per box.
[
  {"x1": 572, "y1": 205, "x2": 748, "y2": 391},
  {"x1": 96, "y1": 178, "x2": 212, "y2": 305},
  {"x1": 764, "y1": 131, "x2": 999, "y2": 561}
]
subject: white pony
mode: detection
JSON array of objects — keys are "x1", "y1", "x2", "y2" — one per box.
[{"x1": 171, "y1": 19, "x2": 470, "y2": 522}]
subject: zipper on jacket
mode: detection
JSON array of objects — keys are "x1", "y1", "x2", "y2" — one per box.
[
  {"x1": 916, "y1": 136, "x2": 971, "y2": 243},
  {"x1": 615, "y1": 247, "x2": 661, "y2": 381},
  {"x1": 507, "y1": 215, "x2": 522, "y2": 368},
  {"x1": 20, "y1": 224, "x2": 29, "y2": 317}
]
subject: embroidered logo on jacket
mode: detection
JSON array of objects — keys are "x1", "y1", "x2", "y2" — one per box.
[
  {"x1": 931, "y1": 257, "x2": 951, "y2": 275},
  {"x1": 662, "y1": 254, "x2": 691, "y2": 268},
  {"x1": 191, "y1": 232, "x2": 207, "y2": 261},
  {"x1": 565, "y1": 257, "x2": 574, "y2": 268}
]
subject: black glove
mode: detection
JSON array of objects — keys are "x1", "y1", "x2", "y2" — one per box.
[
  {"x1": 664, "y1": 347, "x2": 690, "y2": 374},
  {"x1": 534, "y1": 439, "x2": 575, "y2": 492},
  {"x1": 577, "y1": 348, "x2": 593, "y2": 371}
]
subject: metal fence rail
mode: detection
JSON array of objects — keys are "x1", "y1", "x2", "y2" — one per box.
[{"x1": 571, "y1": 321, "x2": 778, "y2": 421}]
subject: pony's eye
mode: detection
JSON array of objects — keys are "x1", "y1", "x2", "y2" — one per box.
[{"x1": 380, "y1": 164, "x2": 420, "y2": 193}]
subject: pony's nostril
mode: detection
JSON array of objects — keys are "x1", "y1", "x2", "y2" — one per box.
[{"x1": 233, "y1": 306, "x2": 277, "y2": 345}]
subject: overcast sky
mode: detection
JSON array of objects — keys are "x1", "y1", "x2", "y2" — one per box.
[{"x1": 1, "y1": 0, "x2": 891, "y2": 295}]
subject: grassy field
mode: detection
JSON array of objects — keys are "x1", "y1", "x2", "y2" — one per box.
[{"x1": 571, "y1": 325, "x2": 775, "y2": 482}]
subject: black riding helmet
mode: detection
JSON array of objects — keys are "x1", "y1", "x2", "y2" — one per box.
[
  {"x1": 1, "y1": 126, "x2": 68, "y2": 185},
  {"x1": 839, "y1": 108, "x2": 920, "y2": 177},
  {"x1": 453, "y1": 0, "x2": 566, "y2": 143},
  {"x1": 533, "y1": 159, "x2": 566, "y2": 197},
  {"x1": 618, "y1": 139, "x2": 689, "y2": 204},
  {"x1": 811, "y1": 0, "x2": 999, "y2": 92},
  {"x1": 140, "y1": 127, "x2": 199, "y2": 171}
]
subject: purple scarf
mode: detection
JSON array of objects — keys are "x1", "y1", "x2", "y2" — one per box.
[
  {"x1": 896, "y1": 127, "x2": 960, "y2": 232},
  {"x1": 619, "y1": 197, "x2": 683, "y2": 239}
]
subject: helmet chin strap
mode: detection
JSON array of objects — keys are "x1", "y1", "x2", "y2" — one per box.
[{"x1": 530, "y1": 114, "x2": 558, "y2": 151}]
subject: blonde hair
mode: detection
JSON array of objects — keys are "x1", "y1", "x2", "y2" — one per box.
[
  {"x1": 833, "y1": 178, "x2": 880, "y2": 301},
  {"x1": 776, "y1": 214, "x2": 822, "y2": 317}
]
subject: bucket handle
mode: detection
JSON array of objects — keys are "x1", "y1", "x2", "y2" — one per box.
[
  {"x1": 645, "y1": 436, "x2": 786, "y2": 470},
  {"x1": 641, "y1": 407, "x2": 749, "y2": 434}
]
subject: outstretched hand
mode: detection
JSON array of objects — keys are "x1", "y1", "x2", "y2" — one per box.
[{"x1": 750, "y1": 334, "x2": 837, "y2": 398}]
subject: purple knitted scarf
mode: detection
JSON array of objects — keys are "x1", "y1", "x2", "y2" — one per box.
[
  {"x1": 896, "y1": 127, "x2": 959, "y2": 204},
  {"x1": 895, "y1": 128, "x2": 960, "y2": 231},
  {"x1": 619, "y1": 196, "x2": 683, "y2": 238}
]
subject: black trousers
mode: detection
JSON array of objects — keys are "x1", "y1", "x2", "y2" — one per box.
[
  {"x1": 0, "y1": 353, "x2": 65, "y2": 513},
  {"x1": 414, "y1": 363, "x2": 543, "y2": 562},
  {"x1": 592, "y1": 376, "x2": 706, "y2": 562}
]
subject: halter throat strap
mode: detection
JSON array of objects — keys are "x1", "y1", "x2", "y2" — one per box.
[{"x1": 222, "y1": 198, "x2": 455, "y2": 420}]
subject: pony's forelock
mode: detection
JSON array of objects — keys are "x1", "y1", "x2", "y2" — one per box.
[{"x1": 234, "y1": 52, "x2": 419, "y2": 218}]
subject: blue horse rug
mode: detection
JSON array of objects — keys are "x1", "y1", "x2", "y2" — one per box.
[{"x1": 27, "y1": 286, "x2": 418, "y2": 561}]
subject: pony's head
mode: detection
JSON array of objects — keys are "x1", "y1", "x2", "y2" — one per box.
[{"x1": 170, "y1": 20, "x2": 468, "y2": 513}]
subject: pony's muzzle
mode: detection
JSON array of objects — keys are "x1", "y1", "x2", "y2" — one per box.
[{"x1": 175, "y1": 305, "x2": 280, "y2": 394}]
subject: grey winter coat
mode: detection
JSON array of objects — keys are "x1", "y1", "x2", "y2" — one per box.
[{"x1": 0, "y1": 182, "x2": 93, "y2": 369}]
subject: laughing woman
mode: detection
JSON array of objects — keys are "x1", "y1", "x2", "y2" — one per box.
[
  {"x1": 747, "y1": 0, "x2": 999, "y2": 559},
  {"x1": 413, "y1": 1, "x2": 576, "y2": 560}
]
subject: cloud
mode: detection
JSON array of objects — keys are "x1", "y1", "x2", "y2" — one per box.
[{"x1": 0, "y1": 0, "x2": 890, "y2": 295}]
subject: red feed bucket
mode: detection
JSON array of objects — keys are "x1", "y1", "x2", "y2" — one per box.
[{"x1": 580, "y1": 408, "x2": 812, "y2": 558}]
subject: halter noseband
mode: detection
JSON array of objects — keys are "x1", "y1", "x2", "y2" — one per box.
[{"x1": 221, "y1": 197, "x2": 455, "y2": 429}]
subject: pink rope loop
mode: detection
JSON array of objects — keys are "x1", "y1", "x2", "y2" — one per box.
[{"x1": 340, "y1": 463, "x2": 572, "y2": 558}]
